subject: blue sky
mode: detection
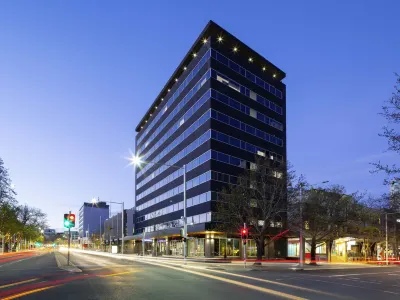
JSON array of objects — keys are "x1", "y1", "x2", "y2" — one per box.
[{"x1": 1, "y1": 0, "x2": 399, "y2": 228}]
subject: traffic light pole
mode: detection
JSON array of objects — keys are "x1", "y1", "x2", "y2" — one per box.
[
  {"x1": 67, "y1": 210, "x2": 71, "y2": 266},
  {"x1": 244, "y1": 223, "x2": 247, "y2": 269}
]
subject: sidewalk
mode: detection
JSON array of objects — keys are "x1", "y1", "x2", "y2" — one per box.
[{"x1": 70, "y1": 249, "x2": 399, "y2": 271}]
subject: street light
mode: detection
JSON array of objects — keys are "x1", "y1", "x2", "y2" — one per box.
[
  {"x1": 385, "y1": 212, "x2": 400, "y2": 265},
  {"x1": 298, "y1": 180, "x2": 329, "y2": 268},
  {"x1": 92, "y1": 198, "x2": 125, "y2": 254},
  {"x1": 129, "y1": 154, "x2": 188, "y2": 265}
]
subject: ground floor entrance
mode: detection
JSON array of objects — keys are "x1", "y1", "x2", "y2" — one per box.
[{"x1": 125, "y1": 234, "x2": 287, "y2": 258}]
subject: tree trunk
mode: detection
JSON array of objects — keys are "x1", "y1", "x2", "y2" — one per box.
[
  {"x1": 327, "y1": 239, "x2": 333, "y2": 263},
  {"x1": 309, "y1": 236, "x2": 317, "y2": 265},
  {"x1": 255, "y1": 236, "x2": 264, "y2": 264}
]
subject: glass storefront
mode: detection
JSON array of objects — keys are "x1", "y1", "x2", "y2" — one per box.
[{"x1": 188, "y1": 238, "x2": 205, "y2": 256}]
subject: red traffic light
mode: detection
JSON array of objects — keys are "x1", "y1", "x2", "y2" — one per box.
[
  {"x1": 69, "y1": 214, "x2": 75, "y2": 220},
  {"x1": 242, "y1": 229, "x2": 247, "y2": 234}
]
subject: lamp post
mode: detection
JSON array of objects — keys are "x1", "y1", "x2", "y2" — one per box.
[
  {"x1": 385, "y1": 212, "x2": 400, "y2": 265},
  {"x1": 129, "y1": 155, "x2": 187, "y2": 265},
  {"x1": 298, "y1": 180, "x2": 329, "y2": 268},
  {"x1": 92, "y1": 198, "x2": 125, "y2": 254}
]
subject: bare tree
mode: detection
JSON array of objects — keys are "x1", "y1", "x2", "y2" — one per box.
[
  {"x1": 0, "y1": 158, "x2": 16, "y2": 205},
  {"x1": 372, "y1": 73, "x2": 400, "y2": 185},
  {"x1": 216, "y1": 156, "x2": 294, "y2": 261}
]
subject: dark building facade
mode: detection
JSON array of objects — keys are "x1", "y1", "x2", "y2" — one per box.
[{"x1": 132, "y1": 21, "x2": 286, "y2": 257}]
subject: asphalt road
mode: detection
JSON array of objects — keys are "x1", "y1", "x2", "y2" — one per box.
[{"x1": 1, "y1": 250, "x2": 400, "y2": 299}]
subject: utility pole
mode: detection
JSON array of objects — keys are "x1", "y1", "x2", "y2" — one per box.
[
  {"x1": 244, "y1": 222, "x2": 247, "y2": 269},
  {"x1": 386, "y1": 213, "x2": 389, "y2": 265},
  {"x1": 183, "y1": 164, "x2": 187, "y2": 265},
  {"x1": 100, "y1": 215, "x2": 102, "y2": 251},
  {"x1": 122, "y1": 202, "x2": 125, "y2": 254},
  {"x1": 68, "y1": 210, "x2": 71, "y2": 266},
  {"x1": 299, "y1": 184, "x2": 304, "y2": 268}
]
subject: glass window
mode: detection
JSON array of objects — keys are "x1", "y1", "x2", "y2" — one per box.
[
  {"x1": 218, "y1": 132, "x2": 229, "y2": 143},
  {"x1": 256, "y1": 77, "x2": 264, "y2": 87},
  {"x1": 218, "y1": 152, "x2": 229, "y2": 163},
  {"x1": 257, "y1": 113, "x2": 265, "y2": 122},
  {"x1": 256, "y1": 129, "x2": 264, "y2": 139},
  {"x1": 230, "y1": 137, "x2": 240, "y2": 148},
  {"x1": 173, "y1": 203, "x2": 179, "y2": 211},
  {"x1": 193, "y1": 215, "x2": 200, "y2": 224},
  {"x1": 239, "y1": 67, "x2": 246, "y2": 77},
  {"x1": 230, "y1": 156, "x2": 241, "y2": 166},
  {"x1": 246, "y1": 144, "x2": 256, "y2": 153},
  {"x1": 216, "y1": 53, "x2": 229, "y2": 66},
  {"x1": 187, "y1": 180, "x2": 193, "y2": 189},
  {"x1": 229, "y1": 118, "x2": 240, "y2": 129},
  {"x1": 250, "y1": 108, "x2": 257, "y2": 118},
  {"x1": 249, "y1": 90, "x2": 257, "y2": 100},
  {"x1": 246, "y1": 125, "x2": 255, "y2": 135},
  {"x1": 192, "y1": 195, "x2": 199, "y2": 206},
  {"x1": 179, "y1": 202, "x2": 183, "y2": 210},
  {"x1": 217, "y1": 113, "x2": 229, "y2": 124},
  {"x1": 199, "y1": 213, "x2": 207, "y2": 223},
  {"x1": 256, "y1": 95, "x2": 265, "y2": 105},
  {"x1": 246, "y1": 71, "x2": 255, "y2": 82},
  {"x1": 200, "y1": 193, "x2": 206, "y2": 203},
  {"x1": 270, "y1": 86, "x2": 276, "y2": 95},
  {"x1": 230, "y1": 99, "x2": 241, "y2": 110},
  {"x1": 270, "y1": 102, "x2": 276, "y2": 112},
  {"x1": 187, "y1": 198, "x2": 192, "y2": 207},
  {"x1": 230, "y1": 61, "x2": 240, "y2": 72}
]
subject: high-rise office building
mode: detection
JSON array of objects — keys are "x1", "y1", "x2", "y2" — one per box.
[
  {"x1": 78, "y1": 202, "x2": 109, "y2": 239},
  {"x1": 133, "y1": 21, "x2": 286, "y2": 257}
]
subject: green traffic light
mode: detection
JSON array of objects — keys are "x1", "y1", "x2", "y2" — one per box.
[{"x1": 64, "y1": 220, "x2": 70, "y2": 227}]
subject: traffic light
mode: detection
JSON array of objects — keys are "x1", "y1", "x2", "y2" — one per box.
[
  {"x1": 64, "y1": 214, "x2": 70, "y2": 228},
  {"x1": 241, "y1": 228, "x2": 248, "y2": 245},
  {"x1": 68, "y1": 214, "x2": 76, "y2": 227},
  {"x1": 182, "y1": 237, "x2": 187, "y2": 243},
  {"x1": 63, "y1": 213, "x2": 75, "y2": 228}
]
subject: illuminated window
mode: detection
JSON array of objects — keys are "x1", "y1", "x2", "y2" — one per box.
[
  {"x1": 249, "y1": 90, "x2": 257, "y2": 100},
  {"x1": 257, "y1": 150, "x2": 265, "y2": 157}
]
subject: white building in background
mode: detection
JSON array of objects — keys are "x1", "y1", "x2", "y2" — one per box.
[{"x1": 391, "y1": 178, "x2": 400, "y2": 195}]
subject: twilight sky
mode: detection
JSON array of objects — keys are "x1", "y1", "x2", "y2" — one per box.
[{"x1": 1, "y1": 0, "x2": 399, "y2": 229}]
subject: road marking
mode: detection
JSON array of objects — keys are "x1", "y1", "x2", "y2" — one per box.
[
  {"x1": 0, "y1": 278, "x2": 38, "y2": 289},
  {"x1": 98, "y1": 271, "x2": 140, "y2": 277},
  {"x1": 137, "y1": 260, "x2": 313, "y2": 299},
  {"x1": 330, "y1": 271, "x2": 400, "y2": 277},
  {"x1": 2, "y1": 285, "x2": 59, "y2": 299},
  {"x1": 137, "y1": 259, "x2": 340, "y2": 298}
]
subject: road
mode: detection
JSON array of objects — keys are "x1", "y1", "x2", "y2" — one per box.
[{"x1": 1, "y1": 250, "x2": 400, "y2": 299}]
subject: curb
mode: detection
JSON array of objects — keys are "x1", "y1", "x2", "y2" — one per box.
[{"x1": 54, "y1": 251, "x2": 82, "y2": 273}]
